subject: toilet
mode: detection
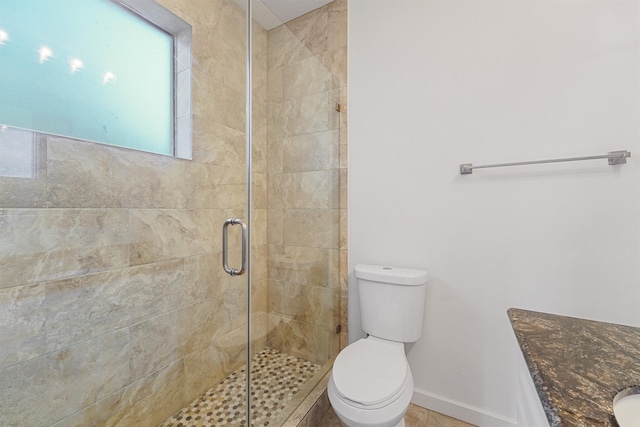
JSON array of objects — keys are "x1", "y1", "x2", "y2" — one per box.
[{"x1": 328, "y1": 264, "x2": 429, "y2": 427}]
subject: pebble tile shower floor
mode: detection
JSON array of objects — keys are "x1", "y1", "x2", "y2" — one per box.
[{"x1": 159, "y1": 348, "x2": 321, "y2": 427}]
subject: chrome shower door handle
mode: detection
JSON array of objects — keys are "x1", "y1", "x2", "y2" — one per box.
[{"x1": 222, "y1": 218, "x2": 247, "y2": 276}]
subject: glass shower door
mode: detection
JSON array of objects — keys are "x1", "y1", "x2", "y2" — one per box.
[
  {"x1": 0, "y1": 1, "x2": 255, "y2": 426},
  {"x1": 152, "y1": 0, "x2": 345, "y2": 424}
]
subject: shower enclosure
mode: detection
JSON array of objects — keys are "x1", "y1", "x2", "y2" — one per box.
[{"x1": 0, "y1": 0, "x2": 347, "y2": 426}]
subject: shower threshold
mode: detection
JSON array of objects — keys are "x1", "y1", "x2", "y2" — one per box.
[{"x1": 159, "y1": 348, "x2": 321, "y2": 427}]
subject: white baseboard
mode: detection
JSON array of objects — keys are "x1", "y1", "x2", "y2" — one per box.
[{"x1": 412, "y1": 387, "x2": 516, "y2": 427}]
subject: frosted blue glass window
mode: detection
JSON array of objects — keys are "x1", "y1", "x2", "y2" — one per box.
[{"x1": 0, "y1": 0, "x2": 192, "y2": 157}]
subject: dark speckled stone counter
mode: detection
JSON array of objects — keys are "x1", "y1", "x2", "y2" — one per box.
[{"x1": 508, "y1": 308, "x2": 640, "y2": 426}]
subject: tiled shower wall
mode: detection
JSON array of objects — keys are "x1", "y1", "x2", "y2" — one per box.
[
  {"x1": 265, "y1": 0, "x2": 348, "y2": 365},
  {"x1": 0, "y1": 1, "x2": 269, "y2": 426}
]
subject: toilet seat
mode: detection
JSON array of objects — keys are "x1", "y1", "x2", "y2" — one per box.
[{"x1": 332, "y1": 338, "x2": 409, "y2": 409}]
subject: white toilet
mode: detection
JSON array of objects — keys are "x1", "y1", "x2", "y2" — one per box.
[{"x1": 328, "y1": 264, "x2": 429, "y2": 427}]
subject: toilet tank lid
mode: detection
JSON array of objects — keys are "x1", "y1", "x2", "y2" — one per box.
[{"x1": 355, "y1": 264, "x2": 429, "y2": 286}]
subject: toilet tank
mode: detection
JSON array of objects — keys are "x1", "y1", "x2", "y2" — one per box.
[{"x1": 355, "y1": 264, "x2": 428, "y2": 343}]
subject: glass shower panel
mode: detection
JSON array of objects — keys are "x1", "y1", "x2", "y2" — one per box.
[{"x1": 249, "y1": 0, "x2": 345, "y2": 424}]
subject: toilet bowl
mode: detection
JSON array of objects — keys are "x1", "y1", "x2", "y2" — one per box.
[
  {"x1": 328, "y1": 337, "x2": 414, "y2": 427},
  {"x1": 329, "y1": 264, "x2": 429, "y2": 427}
]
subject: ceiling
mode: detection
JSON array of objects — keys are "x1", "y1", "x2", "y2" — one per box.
[{"x1": 233, "y1": 0, "x2": 334, "y2": 30}]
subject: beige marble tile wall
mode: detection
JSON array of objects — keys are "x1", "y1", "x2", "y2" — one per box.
[
  {"x1": 0, "y1": 1, "x2": 269, "y2": 426},
  {"x1": 266, "y1": 0, "x2": 348, "y2": 365}
]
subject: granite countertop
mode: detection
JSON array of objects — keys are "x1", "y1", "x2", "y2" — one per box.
[{"x1": 508, "y1": 308, "x2": 640, "y2": 426}]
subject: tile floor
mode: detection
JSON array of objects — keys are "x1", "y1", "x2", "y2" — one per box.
[
  {"x1": 317, "y1": 403, "x2": 477, "y2": 427},
  {"x1": 159, "y1": 348, "x2": 321, "y2": 427}
]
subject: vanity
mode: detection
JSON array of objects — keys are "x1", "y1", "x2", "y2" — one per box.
[{"x1": 508, "y1": 308, "x2": 640, "y2": 426}]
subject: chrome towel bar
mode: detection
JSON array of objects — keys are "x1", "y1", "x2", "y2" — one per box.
[{"x1": 460, "y1": 150, "x2": 631, "y2": 175}]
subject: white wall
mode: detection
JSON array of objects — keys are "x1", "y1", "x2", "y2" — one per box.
[{"x1": 348, "y1": 1, "x2": 640, "y2": 425}]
